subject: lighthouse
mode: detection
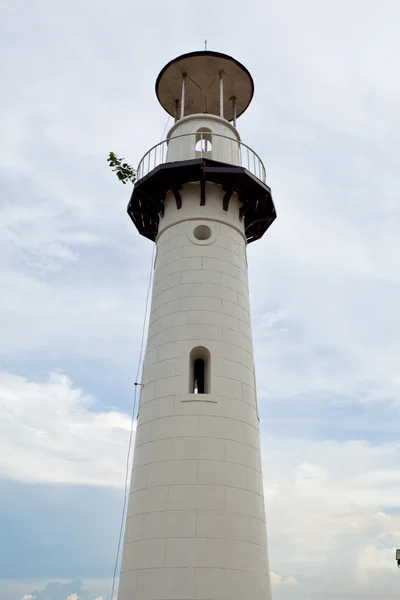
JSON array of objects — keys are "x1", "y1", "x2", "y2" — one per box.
[{"x1": 118, "y1": 51, "x2": 276, "y2": 600}]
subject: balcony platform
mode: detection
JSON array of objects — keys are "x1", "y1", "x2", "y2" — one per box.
[{"x1": 128, "y1": 158, "x2": 276, "y2": 243}]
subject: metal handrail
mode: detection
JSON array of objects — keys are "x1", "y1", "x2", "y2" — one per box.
[{"x1": 136, "y1": 132, "x2": 266, "y2": 182}]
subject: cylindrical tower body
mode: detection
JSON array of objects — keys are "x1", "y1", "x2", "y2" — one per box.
[{"x1": 119, "y1": 51, "x2": 276, "y2": 600}]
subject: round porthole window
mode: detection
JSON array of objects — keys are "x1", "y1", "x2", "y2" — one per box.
[{"x1": 193, "y1": 225, "x2": 212, "y2": 240}]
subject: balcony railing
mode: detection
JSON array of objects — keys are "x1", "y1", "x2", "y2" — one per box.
[{"x1": 136, "y1": 132, "x2": 266, "y2": 183}]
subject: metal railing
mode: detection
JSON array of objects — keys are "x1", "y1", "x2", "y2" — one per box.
[{"x1": 136, "y1": 132, "x2": 266, "y2": 182}]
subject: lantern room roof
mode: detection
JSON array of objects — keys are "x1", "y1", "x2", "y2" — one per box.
[{"x1": 155, "y1": 50, "x2": 254, "y2": 122}]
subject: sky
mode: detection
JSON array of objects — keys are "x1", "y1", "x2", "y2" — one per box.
[{"x1": 1, "y1": 0, "x2": 400, "y2": 598}]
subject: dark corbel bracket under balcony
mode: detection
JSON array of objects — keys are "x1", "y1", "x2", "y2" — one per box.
[{"x1": 127, "y1": 158, "x2": 276, "y2": 244}]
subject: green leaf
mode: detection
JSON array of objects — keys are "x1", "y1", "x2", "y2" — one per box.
[{"x1": 107, "y1": 151, "x2": 136, "y2": 185}]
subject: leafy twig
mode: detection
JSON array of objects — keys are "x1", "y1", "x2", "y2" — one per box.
[{"x1": 107, "y1": 152, "x2": 136, "y2": 185}]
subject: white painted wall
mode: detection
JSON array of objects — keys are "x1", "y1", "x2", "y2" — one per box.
[{"x1": 118, "y1": 180, "x2": 272, "y2": 600}]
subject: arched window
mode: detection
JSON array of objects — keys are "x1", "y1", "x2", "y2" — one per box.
[
  {"x1": 189, "y1": 346, "x2": 211, "y2": 394},
  {"x1": 195, "y1": 128, "x2": 213, "y2": 156}
]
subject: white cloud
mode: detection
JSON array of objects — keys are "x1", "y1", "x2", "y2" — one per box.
[
  {"x1": 65, "y1": 595, "x2": 79, "y2": 600},
  {"x1": 282, "y1": 576, "x2": 298, "y2": 586},
  {"x1": 0, "y1": 372, "x2": 133, "y2": 486},
  {"x1": 263, "y1": 436, "x2": 400, "y2": 598},
  {"x1": 356, "y1": 544, "x2": 396, "y2": 586},
  {"x1": 0, "y1": 0, "x2": 399, "y2": 416},
  {"x1": 0, "y1": 186, "x2": 152, "y2": 360},
  {"x1": 270, "y1": 572, "x2": 299, "y2": 588},
  {"x1": 1, "y1": 369, "x2": 399, "y2": 597},
  {"x1": 4, "y1": 579, "x2": 115, "y2": 600}
]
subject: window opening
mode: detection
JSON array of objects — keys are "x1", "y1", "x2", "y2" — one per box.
[
  {"x1": 195, "y1": 128, "x2": 213, "y2": 156},
  {"x1": 189, "y1": 346, "x2": 211, "y2": 394},
  {"x1": 195, "y1": 138, "x2": 212, "y2": 152},
  {"x1": 193, "y1": 224, "x2": 212, "y2": 240}
]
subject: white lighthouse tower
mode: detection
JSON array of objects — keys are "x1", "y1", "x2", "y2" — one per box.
[{"x1": 118, "y1": 51, "x2": 276, "y2": 600}]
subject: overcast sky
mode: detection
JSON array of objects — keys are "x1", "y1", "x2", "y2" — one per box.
[{"x1": 1, "y1": 0, "x2": 400, "y2": 599}]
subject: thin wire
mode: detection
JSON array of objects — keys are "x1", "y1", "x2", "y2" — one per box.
[
  {"x1": 160, "y1": 115, "x2": 170, "y2": 142},
  {"x1": 110, "y1": 242, "x2": 156, "y2": 600}
]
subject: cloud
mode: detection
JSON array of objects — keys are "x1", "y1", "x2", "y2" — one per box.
[
  {"x1": 19, "y1": 582, "x2": 84, "y2": 600},
  {"x1": 0, "y1": 372, "x2": 133, "y2": 485},
  {"x1": 263, "y1": 436, "x2": 400, "y2": 598},
  {"x1": 356, "y1": 544, "x2": 396, "y2": 585},
  {"x1": 0, "y1": 170, "x2": 152, "y2": 363},
  {"x1": 0, "y1": 370, "x2": 398, "y2": 597},
  {"x1": 270, "y1": 572, "x2": 299, "y2": 588},
  {"x1": 1, "y1": 0, "x2": 400, "y2": 598},
  {"x1": 16, "y1": 582, "x2": 116, "y2": 600}
]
